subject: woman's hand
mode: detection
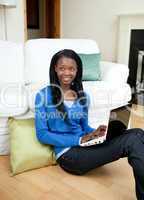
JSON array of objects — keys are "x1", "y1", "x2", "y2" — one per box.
[
  {"x1": 92, "y1": 125, "x2": 107, "y2": 137},
  {"x1": 80, "y1": 125, "x2": 107, "y2": 144}
]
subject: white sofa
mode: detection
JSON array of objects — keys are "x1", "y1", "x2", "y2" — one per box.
[{"x1": 0, "y1": 39, "x2": 131, "y2": 155}]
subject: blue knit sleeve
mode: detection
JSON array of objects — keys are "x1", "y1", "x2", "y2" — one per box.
[{"x1": 34, "y1": 89, "x2": 80, "y2": 147}]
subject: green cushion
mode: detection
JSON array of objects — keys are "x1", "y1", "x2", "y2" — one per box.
[
  {"x1": 79, "y1": 53, "x2": 101, "y2": 81},
  {"x1": 9, "y1": 118, "x2": 56, "y2": 175}
]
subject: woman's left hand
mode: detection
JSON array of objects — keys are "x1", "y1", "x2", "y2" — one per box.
[
  {"x1": 80, "y1": 125, "x2": 107, "y2": 144},
  {"x1": 91, "y1": 125, "x2": 107, "y2": 138}
]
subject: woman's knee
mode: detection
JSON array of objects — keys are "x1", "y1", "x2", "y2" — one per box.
[
  {"x1": 131, "y1": 128, "x2": 144, "y2": 138},
  {"x1": 135, "y1": 128, "x2": 144, "y2": 143},
  {"x1": 121, "y1": 128, "x2": 144, "y2": 151},
  {"x1": 126, "y1": 128, "x2": 144, "y2": 136},
  {"x1": 125, "y1": 128, "x2": 144, "y2": 150},
  {"x1": 132, "y1": 128, "x2": 144, "y2": 133}
]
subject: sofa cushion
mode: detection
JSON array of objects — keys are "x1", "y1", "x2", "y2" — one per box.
[
  {"x1": 0, "y1": 84, "x2": 28, "y2": 117},
  {"x1": 79, "y1": 53, "x2": 101, "y2": 81},
  {"x1": 26, "y1": 82, "x2": 48, "y2": 113},
  {"x1": 9, "y1": 118, "x2": 56, "y2": 175},
  {"x1": 83, "y1": 81, "x2": 131, "y2": 110}
]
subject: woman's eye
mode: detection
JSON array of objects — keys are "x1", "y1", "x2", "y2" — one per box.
[
  {"x1": 58, "y1": 66, "x2": 76, "y2": 72},
  {"x1": 70, "y1": 67, "x2": 74, "y2": 71},
  {"x1": 59, "y1": 67, "x2": 65, "y2": 71}
]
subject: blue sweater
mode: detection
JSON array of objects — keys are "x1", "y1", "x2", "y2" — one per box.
[{"x1": 34, "y1": 86, "x2": 95, "y2": 159}]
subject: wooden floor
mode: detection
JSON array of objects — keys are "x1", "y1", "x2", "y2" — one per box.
[{"x1": 0, "y1": 104, "x2": 143, "y2": 200}]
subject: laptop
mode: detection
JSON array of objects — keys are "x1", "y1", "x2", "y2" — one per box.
[{"x1": 80, "y1": 104, "x2": 131, "y2": 147}]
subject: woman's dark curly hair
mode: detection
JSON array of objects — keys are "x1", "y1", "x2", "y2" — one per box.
[{"x1": 49, "y1": 49, "x2": 87, "y2": 122}]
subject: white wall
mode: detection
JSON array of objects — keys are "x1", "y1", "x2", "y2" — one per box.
[
  {"x1": 61, "y1": 0, "x2": 144, "y2": 62},
  {"x1": 0, "y1": 0, "x2": 25, "y2": 43}
]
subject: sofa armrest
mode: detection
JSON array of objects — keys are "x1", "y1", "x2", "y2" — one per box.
[{"x1": 100, "y1": 61, "x2": 129, "y2": 84}]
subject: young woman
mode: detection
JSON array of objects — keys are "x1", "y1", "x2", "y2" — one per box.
[{"x1": 35, "y1": 49, "x2": 144, "y2": 200}]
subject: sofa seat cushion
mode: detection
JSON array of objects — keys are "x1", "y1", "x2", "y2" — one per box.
[
  {"x1": 83, "y1": 81, "x2": 131, "y2": 110},
  {"x1": 14, "y1": 110, "x2": 34, "y2": 120},
  {"x1": 27, "y1": 81, "x2": 131, "y2": 112},
  {"x1": 0, "y1": 85, "x2": 28, "y2": 117},
  {"x1": 26, "y1": 82, "x2": 48, "y2": 112}
]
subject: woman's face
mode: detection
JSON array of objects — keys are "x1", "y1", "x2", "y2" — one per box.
[{"x1": 55, "y1": 56, "x2": 77, "y2": 87}]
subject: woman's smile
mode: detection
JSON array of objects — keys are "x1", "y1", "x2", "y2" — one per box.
[{"x1": 62, "y1": 76, "x2": 73, "y2": 82}]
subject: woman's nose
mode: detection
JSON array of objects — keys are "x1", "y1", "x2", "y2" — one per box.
[{"x1": 63, "y1": 69, "x2": 71, "y2": 75}]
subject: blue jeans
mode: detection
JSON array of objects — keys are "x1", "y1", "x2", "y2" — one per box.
[{"x1": 57, "y1": 126, "x2": 144, "y2": 200}]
